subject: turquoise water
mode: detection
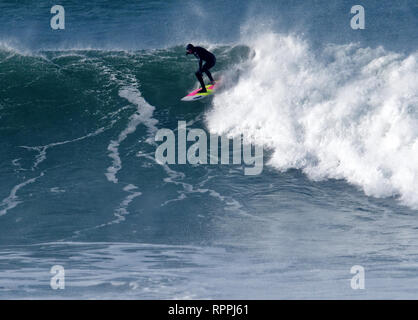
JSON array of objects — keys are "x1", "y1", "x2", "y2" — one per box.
[{"x1": 0, "y1": 1, "x2": 418, "y2": 299}]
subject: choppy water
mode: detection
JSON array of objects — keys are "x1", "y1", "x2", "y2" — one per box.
[{"x1": 0, "y1": 0, "x2": 417, "y2": 299}]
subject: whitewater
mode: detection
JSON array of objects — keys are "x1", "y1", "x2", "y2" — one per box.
[{"x1": 209, "y1": 33, "x2": 418, "y2": 209}]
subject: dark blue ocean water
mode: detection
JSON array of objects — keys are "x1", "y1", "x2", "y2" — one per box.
[{"x1": 0, "y1": 0, "x2": 418, "y2": 299}]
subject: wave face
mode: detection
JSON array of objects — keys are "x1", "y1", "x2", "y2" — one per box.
[
  {"x1": 208, "y1": 33, "x2": 418, "y2": 208},
  {"x1": 1, "y1": 0, "x2": 418, "y2": 299}
]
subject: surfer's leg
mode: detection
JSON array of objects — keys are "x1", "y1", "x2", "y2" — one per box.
[
  {"x1": 202, "y1": 60, "x2": 215, "y2": 84},
  {"x1": 195, "y1": 70, "x2": 207, "y2": 92},
  {"x1": 205, "y1": 70, "x2": 214, "y2": 83}
]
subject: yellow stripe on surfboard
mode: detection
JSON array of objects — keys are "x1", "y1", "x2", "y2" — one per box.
[{"x1": 196, "y1": 84, "x2": 215, "y2": 96}]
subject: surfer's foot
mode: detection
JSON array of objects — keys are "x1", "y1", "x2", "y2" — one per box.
[
  {"x1": 210, "y1": 81, "x2": 216, "y2": 85},
  {"x1": 198, "y1": 88, "x2": 207, "y2": 93}
]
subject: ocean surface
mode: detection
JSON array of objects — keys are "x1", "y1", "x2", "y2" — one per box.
[{"x1": 0, "y1": 0, "x2": 418, "y2": 299}]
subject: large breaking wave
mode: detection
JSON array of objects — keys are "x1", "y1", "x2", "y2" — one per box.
[{"x1": 207, "y1": 33, "x2": 418, "y2": 208}]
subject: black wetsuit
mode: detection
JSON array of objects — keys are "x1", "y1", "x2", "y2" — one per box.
[{"x1": 190, "y1": 47, "x2": 216, "y2": 91}]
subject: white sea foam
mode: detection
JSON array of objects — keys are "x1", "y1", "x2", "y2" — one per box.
[
  {"x1": 111, "y1": 184, "x2": 142, "y2": 224},
  {"x1": 0, "y1": 173, "x2": 44, "y2": 216},
  {"x1": 50, "y1": 187, "x2": 66, "y2": 193},
  {"x1": 100, "y1": 82, "x2": 160, "y2": 227},
  {"x1": 207, "y1": 33, "x2": 418, "y2": 209},
  {"x1": 1, "y1": 128, "x2": 106, "y2": 216},
  {"x1": 105, "y1": 86, "x2": 158, "y2": 183},
  {"x1": 21, "y1": 127, "x2": 105, "y2": 170}
]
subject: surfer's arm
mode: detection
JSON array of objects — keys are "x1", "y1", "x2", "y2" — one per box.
[{"x1": 192, "y1": 52, "x2": 203, "y2": 70}]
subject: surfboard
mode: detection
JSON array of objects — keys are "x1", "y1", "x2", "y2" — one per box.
[{"x1": 181, "y1": 82, "x2": 219, "y2": 102}]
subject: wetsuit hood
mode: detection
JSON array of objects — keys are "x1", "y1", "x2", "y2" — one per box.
[{"x1": 186, "y1": 44, "x2": 194, "y2": 54}]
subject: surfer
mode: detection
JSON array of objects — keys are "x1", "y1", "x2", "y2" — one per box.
[{"x1": 186, "y1": 44, "x2": 216, "y2": 93}]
